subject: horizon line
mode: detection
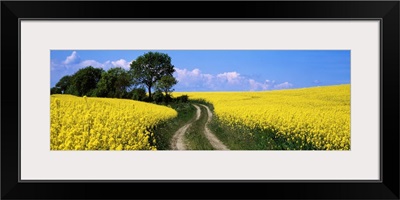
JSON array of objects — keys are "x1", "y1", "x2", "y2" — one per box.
[{"x1": 173, "y1": 83, "x2": 350, "y2": 93}]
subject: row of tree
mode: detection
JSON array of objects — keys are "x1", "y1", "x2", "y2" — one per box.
[{"x1": 51, "y1": 52, "x2": 178, "y2": 102}]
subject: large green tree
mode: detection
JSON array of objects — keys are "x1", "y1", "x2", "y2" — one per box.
[
  {"x1": 96, "y1": 67, "x2": 133, "y2": 98},
  {"x1": 71, "y1": 66, "x2": 104, "y2": 96},
  {"x1": 156, "y1": 75, "x2": 178, "y2": 101},
  {"x1": 130, "y1": 52, "x2": 175, "y2": 99},
  {"x1": 50, "y1": 87, "x2": 61, "y2": 94},
  {"x1": 55, "y1": 75, "x2": 72, "y2": 94}
]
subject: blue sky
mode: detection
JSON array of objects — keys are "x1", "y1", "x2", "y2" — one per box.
[{"x1": 50, "y1": 50, "x2": 350, "y2": 92}]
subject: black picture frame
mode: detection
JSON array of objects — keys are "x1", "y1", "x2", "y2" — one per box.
[{"x1": 2, "y1": 1, "x2": 399, "y2": 199}]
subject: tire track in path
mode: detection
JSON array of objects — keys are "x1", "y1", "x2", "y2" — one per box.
[
  {"x1": 170, "y1": 104, "x2": 201, "y2": 150},
  {"x1": 198, "y1": 104, "x2": 229, "y2": 150}
]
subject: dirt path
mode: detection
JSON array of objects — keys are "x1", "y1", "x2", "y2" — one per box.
[
  {"x1": 170, "y1": 104, "x2": 201, "y2": 150},
  {"x1": 170, "y1": 104, "x2": 229, "y2": 150},
  {"x1": 198, "y1": 104, "x2": 229, "y2": 150}
]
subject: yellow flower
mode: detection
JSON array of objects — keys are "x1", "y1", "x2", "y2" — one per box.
[
  {"x1": 50, "y1": 94, "x2": 177, "y2": 150},
  {"x1": 175, "y1": 84, "x2": 350, "y2": 150}
]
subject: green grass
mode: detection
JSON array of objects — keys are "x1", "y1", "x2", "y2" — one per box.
[
  {"x1": 209, "y1": 117, "x2": 273, "y2": 150},
  {"x1": 185, "y1": 104, "x2": 214, "y2": 150},
  {"x1": 209, "y1": 118, "x2": 319, "y2": 150},
  {"x1": 153, "y1": 102, "x2": 196, "y2": 150},
  {"x1": 153, "y1": 100, "x2": 216, "y2": 150}
]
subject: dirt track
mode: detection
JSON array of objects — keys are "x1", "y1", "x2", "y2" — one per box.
[
  {"x1": 170, "y1": 104, "x2": 229, "y2": 150},
  {"x1": 198, "y1": 104, "x2": 229, "y2": 150},
  {"x1": 170, "y1": 104, "x2": 201, "y2": 150}
]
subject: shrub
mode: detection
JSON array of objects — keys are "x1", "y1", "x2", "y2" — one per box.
[
  {"x1": 164, "y1": 94, "x2": 172, "y2": 104},
  {"x1": 51, "y1": 87, "x2": 62, "y2": 94},
  {"x1": 176, "y1": 95, "x2": 189, "y2": 103},
  {"x1": 130, "y1": 88, "x2": 147, "y2": 101},
  {"x1": 86, "y1": 89, "x2": 97, "y2": 97},
  {"x1": 153, "y1": 90, "x2": 164, "y2": 104}
]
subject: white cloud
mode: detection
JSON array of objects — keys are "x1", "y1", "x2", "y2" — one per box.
[
  {"x1": 265, "y1": 79, "x2": 276, "y2": 85},
  {"x1": 53, "y1": 51, "x2": 133, "y2": 71},
  {"x1": 248, "y1": 79, "x2": 291, "y2": 91},
  {"x1": 175, "y1": 68, "x2": 198, "y2": 80},
  {"x1": 79, "y1": 60, "x2": 104, "y2": 68},
  {"x1": 175, "y1": 68, "x2": 213, "y2": 82},
  {"x1": 51, "y1": 52, "x2": 137, "y2": 87},
  {"x1": 63, "y1": 51, "x2": 80, "y2": 65},
  {"x1": 174, "y1": 67, "x2": 293, "y2": 91},
  {"x1": 192, "y1": 68, "x2": 201, "y2": 76},
  {"x1": 173, "y1": 68, "x2": 214, "y2": 90},
  {"x1": 111, "y1": 59, "x2": 132, "y2": 70},
  {"x1": 216, "y1": 71, "x2": 242, "y2": 84},
  {"x1": 249, "y1": 79, "x2": 269, "y2": 91},
  {"x1": 274, "y1": 82, "x2": 293, "y2": 89}
]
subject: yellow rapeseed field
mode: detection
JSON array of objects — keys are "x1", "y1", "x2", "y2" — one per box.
[
  {"x1": 50, "y1": 95, "x2": 177, "y2": 150},
  {"x1": 175, "y1": 84, "x2": 350, "y2": 150}
]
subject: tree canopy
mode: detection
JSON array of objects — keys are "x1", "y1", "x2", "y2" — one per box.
[
  {"x1": 55, "y1": 75, "x2": 72, "y2": 94},
  {"x1": 96, "y1": 67, "x2": 133, "y2": 98},
  {"x1": 72, "y1": 66, "x2": 104, "y2": 96},
  {"x1": 156, "y1": 75, "x2": 178, "y2": 102},
  {"x1": 51, "y1": 52, "x2": 179, "y2": 104},
  {"x1": 130, "y1": 52, "x2": 176, "y2": 99}
]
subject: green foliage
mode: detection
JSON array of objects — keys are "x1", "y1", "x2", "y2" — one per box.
[
  {"x1": 130, "y1": 88, "x2": 147, "y2": 101},
  {"x1": 65, "y1": 84, "x2": 79, "y2": 96},
  {"x1": 96, "y1": 67, "x2": 132, "y2": 98},
  {"x1": 153, "y1": 102, "x2": 196, "y2": 150},
  {"x1": 130, "y1": 52, "x2": 175, "y2": 99},
  {"x1": 175, "y1": 95, "x2": 189, "y2": 103},
  {"x1": 50, "y1": 87, "x2": 61, "y2": 94},
  {"x1": 142, "y1": 96, "x2": 153, "y2": 102},
  {"x1": 55, "y1": 75, "x2": 72, "y2": 94},
  {"x1": 52, "y1": 52, "x2": 178, "y2": 102},
  {"x1": 86, "y1": 89, "x2": 98, "y2": 97},
  {"x1": 185, "y1": 105, "x2": 214, "y2": 150},
  {"x1": 156, "y1": 75, "x2": 178, "y2": 102},
  {"x1": 153, "y1": 90, "x2": 164, "y2": 104},
  {"x1": 71, "y1": 66, "x2": 104, "y2": 96},
  {"x1": 164, "y1": 94, "x2": 172, "y2": 104}
]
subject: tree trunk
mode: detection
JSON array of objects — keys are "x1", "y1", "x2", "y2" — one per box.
[
  {"x1": 148, "y1": 85, "x2": 152, "y2": 100},
  {"x1": 165, "y1": 90, "x2": 169, "y2": 104}
]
